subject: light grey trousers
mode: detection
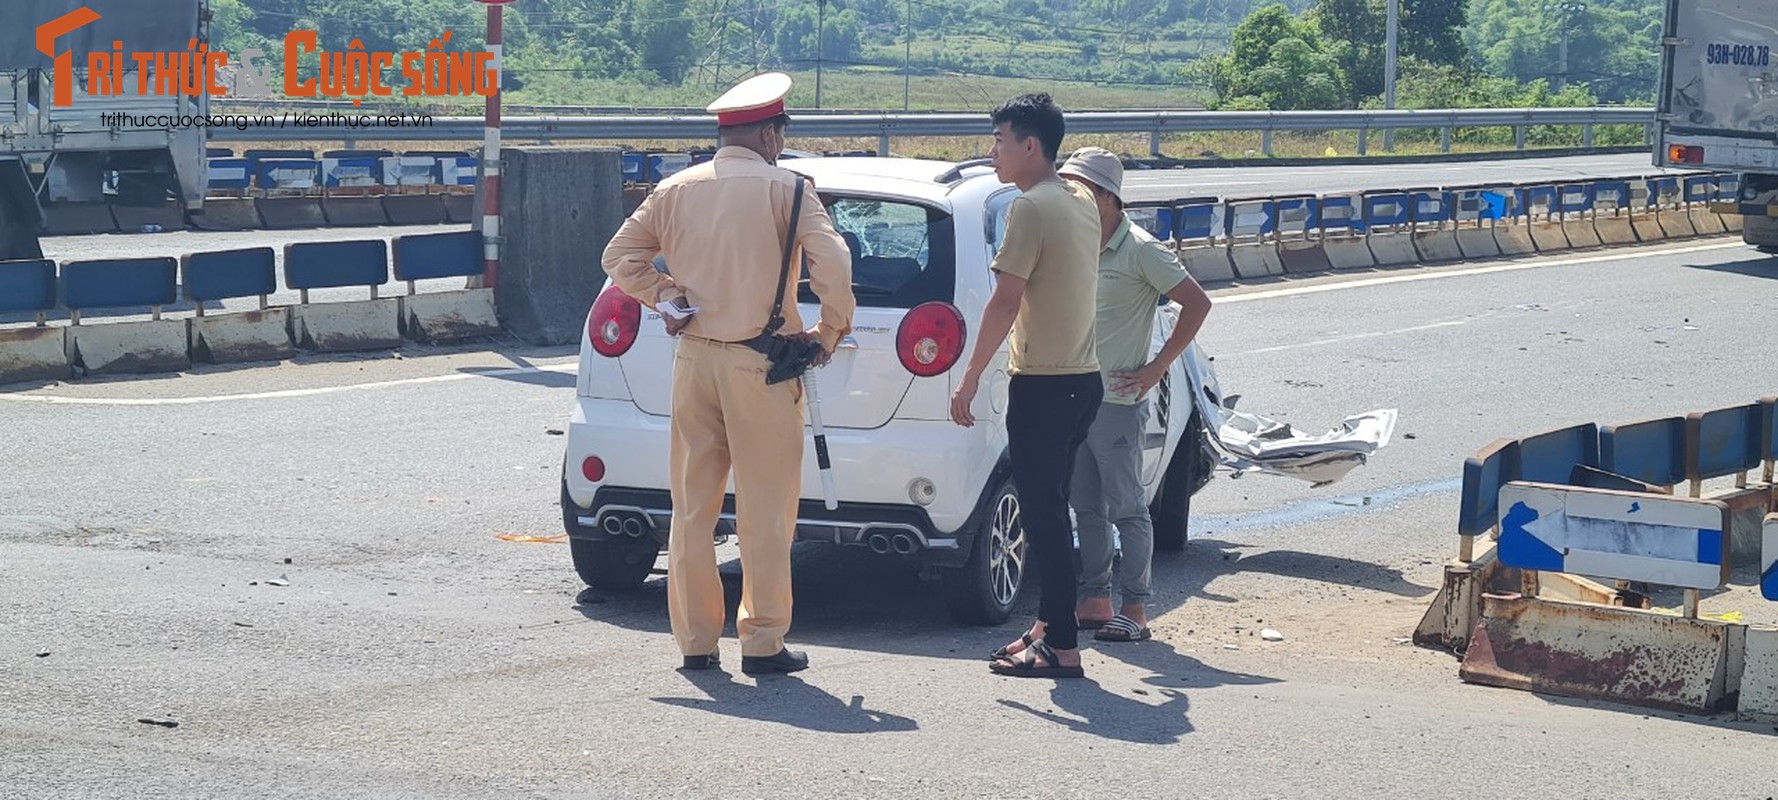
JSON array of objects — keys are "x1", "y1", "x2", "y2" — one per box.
[{"x1": 1070, "y1": 400, "x2": 1154, "y2": 604}]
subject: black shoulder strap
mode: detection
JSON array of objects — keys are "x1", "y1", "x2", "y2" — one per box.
[{"x1": 765, "y1": 174, "x2": 806, "y2": 335}]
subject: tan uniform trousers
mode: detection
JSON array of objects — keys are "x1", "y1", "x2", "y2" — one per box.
[{"x1": 668, "y1": 334, "x2": 804, "y2": 658}]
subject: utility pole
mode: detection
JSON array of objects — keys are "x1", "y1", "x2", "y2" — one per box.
[
  {"x1": 1384, "y1": 0, "x2": 1398, "y2": 151},
  {"x1": 816, "y1": 0, "x2": 827, "y2": 108},
  {"x1": 904, "y1": 0, "x2": 912, "y2": 110},
  {"x1": 1553, "y1": 1, "x2": 1587, "y2": 92}
]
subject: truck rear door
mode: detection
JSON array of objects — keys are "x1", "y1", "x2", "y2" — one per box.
[{"x1": 1662, "y1": 0, "x2": 1778, "y2": 139}]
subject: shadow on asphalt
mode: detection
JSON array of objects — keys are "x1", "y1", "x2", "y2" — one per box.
[
  {"x1": 1683, "y1": 249, "x2": 1777, "y2": 279},
  {"x1": 577, "y1": 533, "x2": 1413, "y2": 739},
  {"x1": 456, "y1": 365, "x2": 576, "y2": 389},
  {"x1": 653, "y1": 673, "x2": 919, "y2": 734},
  {"x1": 996, "y1": 639, "x2": 1281, "y2": 744},
  {"x1": 574, "y1": 535, "x2": 1433, "y2": 659}
]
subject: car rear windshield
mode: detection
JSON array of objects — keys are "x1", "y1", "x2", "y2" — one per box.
[{"x1": 798, "y1": 195, "x2": 955, "y2": 309}]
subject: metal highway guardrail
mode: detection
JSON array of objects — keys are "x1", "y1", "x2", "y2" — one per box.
[{"x1": 208, "y1": 106, "x2": 1658, "y2": 157}]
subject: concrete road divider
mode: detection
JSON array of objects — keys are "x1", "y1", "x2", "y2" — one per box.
[
  {"x1": 291, "y1": 298, "x2": 403, "y2": 352},
  {"x1": 189, "y1": 310, "x2": 292, "y2": 363},
  {"x1": 183, "y1": 248, "x2": 293, "y2": 364},
  {"x1": 192, "y1": 197, "x2": 262, "y2": 231},
  {"x1": 1460, "y1": 592, "x2": 1736, "y2": 714},
  {"x1": 401, "y1": 289, "x2": 499, "y2": 342},
  {"x1": 1228, "y1": 242, "x2": 1284, "y2": 279},
  {"x1": 1492, "y1": 224, "x2": 1537, "y2": 255},
  {"x1": 1690, "y1": 205, "x2": 1728, "y2": 236},
  {"x1": 1632, "y1": 212, "x2": 1666, "y2": 243},
  {"x1": 1454, "y1": 225, "x2": 1501, "y2": 259},
  {"x1": 257, "y1": 197, "x2": 328, "y2": 229},
  {"x1": 443, "y1": 194, "x2": 475, "y2": 224},
  {"x1": 1561, "y1": 216, "x2": 1605, "y2": 249},
  {"x1": 321, "y1": 196, "x2": 391, "y2": 227},
  {"x1": 0, "y1": 325, "x2": 67, "y2": 385},
  {"x1": 1322, "y1": 236, "x2": 1375, "y2": 270},
  {"x1": 1277, "y1": 240, "x2": 1331, "y2": 274},
  {"x1": 59, "y1": 256, "x2": 189, "y2": 375},
  {"x1": 1179, "y1": 244, "x2": 1235, "y2": 283},
  {"x1": 1528, "y1": 219, "x2": 1571, "y2": 252},
  {"x1": 111, "y1": 200, "x2": 186, "y2": 233},
  {"x1": 43, "y1": 202, "x2": 117, "y2": 236},
  {"x1": 498, "y1": 147, "x2": 626, "y2": 344},
  {"x1": 285, "y1": 240, "x2": 401, "y2": 352},
  {"x1": 1593, "y1": 212, "x2": 1639, "y2": 245},
  {"x1": 382, "y1": 195, "x2": 448, "y2": 226},
  {"x1": 1413, "y1": 228, "x2": 1464, "y2": 263},
  {"x1": 1367, "y1": 232, "x2": 1418, "y2": 267},
  {"x1": 391, "y1": 230, "x2": 500, "y2": 341},
  {"x1": 0, "y1": 259, "x2": 67, "y2": 385},
  {"x1": 66, "y1": 318, "x2": 190, "y2": 375},
  {"x1": 1658, "y1": 207, "x2": 1699, "y2": 238},
  {"x1": 1745, "y1": 625, "x2": 1778, "y2": 721}
]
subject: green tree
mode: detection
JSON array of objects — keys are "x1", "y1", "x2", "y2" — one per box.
[
  {"x1": 1312, "y1": 0, "x2": 1385, "y2": 103},
  {"x1": 1208, "y1": 3, "x2": 1348, "y2": 109},
  {"x1": 632, "y1": 0, "x2": 698, "y2": 82}
]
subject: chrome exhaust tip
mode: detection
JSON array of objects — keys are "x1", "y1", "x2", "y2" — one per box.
[{"x1": 867, "y1": 533, "x2": 892, "y2": 555}]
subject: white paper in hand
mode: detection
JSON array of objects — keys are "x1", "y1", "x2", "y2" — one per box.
[{"x1": 658, "y1": 302, "x2": 699, "y2": 321}]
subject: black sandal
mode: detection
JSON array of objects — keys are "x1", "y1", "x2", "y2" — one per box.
[
  {"x1": 989, "y1": 633, "x2": 1034, "y2": 661},
  {"x1": 989, "y1": 640, "x2": 1084, "y2": 679}
]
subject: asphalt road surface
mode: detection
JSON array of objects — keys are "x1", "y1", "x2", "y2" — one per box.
[{"x1": 5, "y1": 235, "x2": 1777, "y2": 797}]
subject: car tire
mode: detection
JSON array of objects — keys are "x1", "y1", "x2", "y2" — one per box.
[
  {"x1": 562, "y1": 480, "x2": 661, "y2": 590},
  {"x1": 943, "y1": 477, "x2": 1027, "y2": 625},
  {"x1": 1150, "y1": 408, "x2": 1208, "y2": 552}
]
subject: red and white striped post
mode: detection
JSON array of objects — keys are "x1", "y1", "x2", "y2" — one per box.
[{"x1": 474, "y1": 0, "x2": 512, "y2": 302}]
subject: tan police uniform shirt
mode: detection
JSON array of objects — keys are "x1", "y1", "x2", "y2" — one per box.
[
  {"x1": 601, "y1": 146, "x2": 855, "y2": 347},
  {"x1": 991, "y1": 177, "x2": 1100, "y2": 375}
]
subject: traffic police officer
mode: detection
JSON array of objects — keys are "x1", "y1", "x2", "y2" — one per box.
[{"x1": 601, "y1": 72, "x2": 855, "y2": 675}]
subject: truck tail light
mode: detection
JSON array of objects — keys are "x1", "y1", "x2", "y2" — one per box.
[
  {"x1": 587, "y1": 285, "x2": 640, "y2": 357},
  {"x1": 1669, "y1": 145, "x2": 1705, "y2": 164},
  {"x1": 896, "y1": 301, "x2": 966, "y2": 377}
]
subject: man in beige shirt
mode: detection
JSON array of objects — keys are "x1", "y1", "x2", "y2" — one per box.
[
  {"x1": 601, "y1": 72, "x2": 855, "y2": 676},
  {"x1": 950, "y1": 93, "x2": 1101, "y2": 679}
]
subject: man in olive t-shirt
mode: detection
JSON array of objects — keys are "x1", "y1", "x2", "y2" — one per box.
[
  {"x1": 950, "y1": 93, "x2": 1102, "y2": 679},
  {"x1": 1058, "y1": 146, "x2": 1213, "y2": 644}
]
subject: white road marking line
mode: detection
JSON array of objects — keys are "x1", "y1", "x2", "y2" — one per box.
[
  {"x1": 1226, "y1": 316, "x2": 1483, "y2": 356},
  {"x1": 0, "y1": 361, "x2": 579, "y2": 405},
  {"x1": 1213, "y1": 241, "x2": 1747, "y2": 304}
]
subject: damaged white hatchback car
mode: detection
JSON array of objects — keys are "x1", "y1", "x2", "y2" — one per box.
[{"x1": 561, "y1": 155, "x2": 1394, "y2": 625}]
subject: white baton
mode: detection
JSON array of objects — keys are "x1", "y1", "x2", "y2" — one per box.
[{"x1": 802, "y1": 371, "x2": 839, "y2": 510}]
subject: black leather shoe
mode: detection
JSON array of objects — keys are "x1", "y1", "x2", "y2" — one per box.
[
  {"x1": 741, "y1": 648, "x2": 809, "y2": 675},
  {"x1": 681, "y1": 651, "x2": 721, "y2": 670}
]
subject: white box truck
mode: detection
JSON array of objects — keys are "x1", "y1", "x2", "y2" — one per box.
[{"x1": 1655, "y1": 0, "x2": 1778, "y2": 250}]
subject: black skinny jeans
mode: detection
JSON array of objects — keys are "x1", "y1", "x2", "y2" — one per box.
[{"x1": 1006, "y1": 371, "x2": 1103, "y2": 651}]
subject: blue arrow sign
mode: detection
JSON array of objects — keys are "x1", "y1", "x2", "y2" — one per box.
[{"x1": 1497, "y1": 482, "x2": 1730, "y2": 590}]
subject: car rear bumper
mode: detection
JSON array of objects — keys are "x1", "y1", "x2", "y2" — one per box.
[
  {"x1": 572, "y1": 486, "x2": 970, "y2": 568},
  {"x1": 564, "y1": 397, "x2": 997, "y2": 538}
]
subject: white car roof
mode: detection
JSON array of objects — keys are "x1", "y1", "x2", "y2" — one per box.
[{"x1": 784, "y1": 156, "x2": 1006, "y2": 206}]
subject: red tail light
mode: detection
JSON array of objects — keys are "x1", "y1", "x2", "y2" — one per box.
[
  {"x1": 1669, "y1": 145, "x2": 1704, "y2": 164},
  {"x1": 587, "y1": 285, "x2": 640, "y2": 357},
  {"x1": 896, "y1": 301, "x2": 967, "y2": 377}
]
